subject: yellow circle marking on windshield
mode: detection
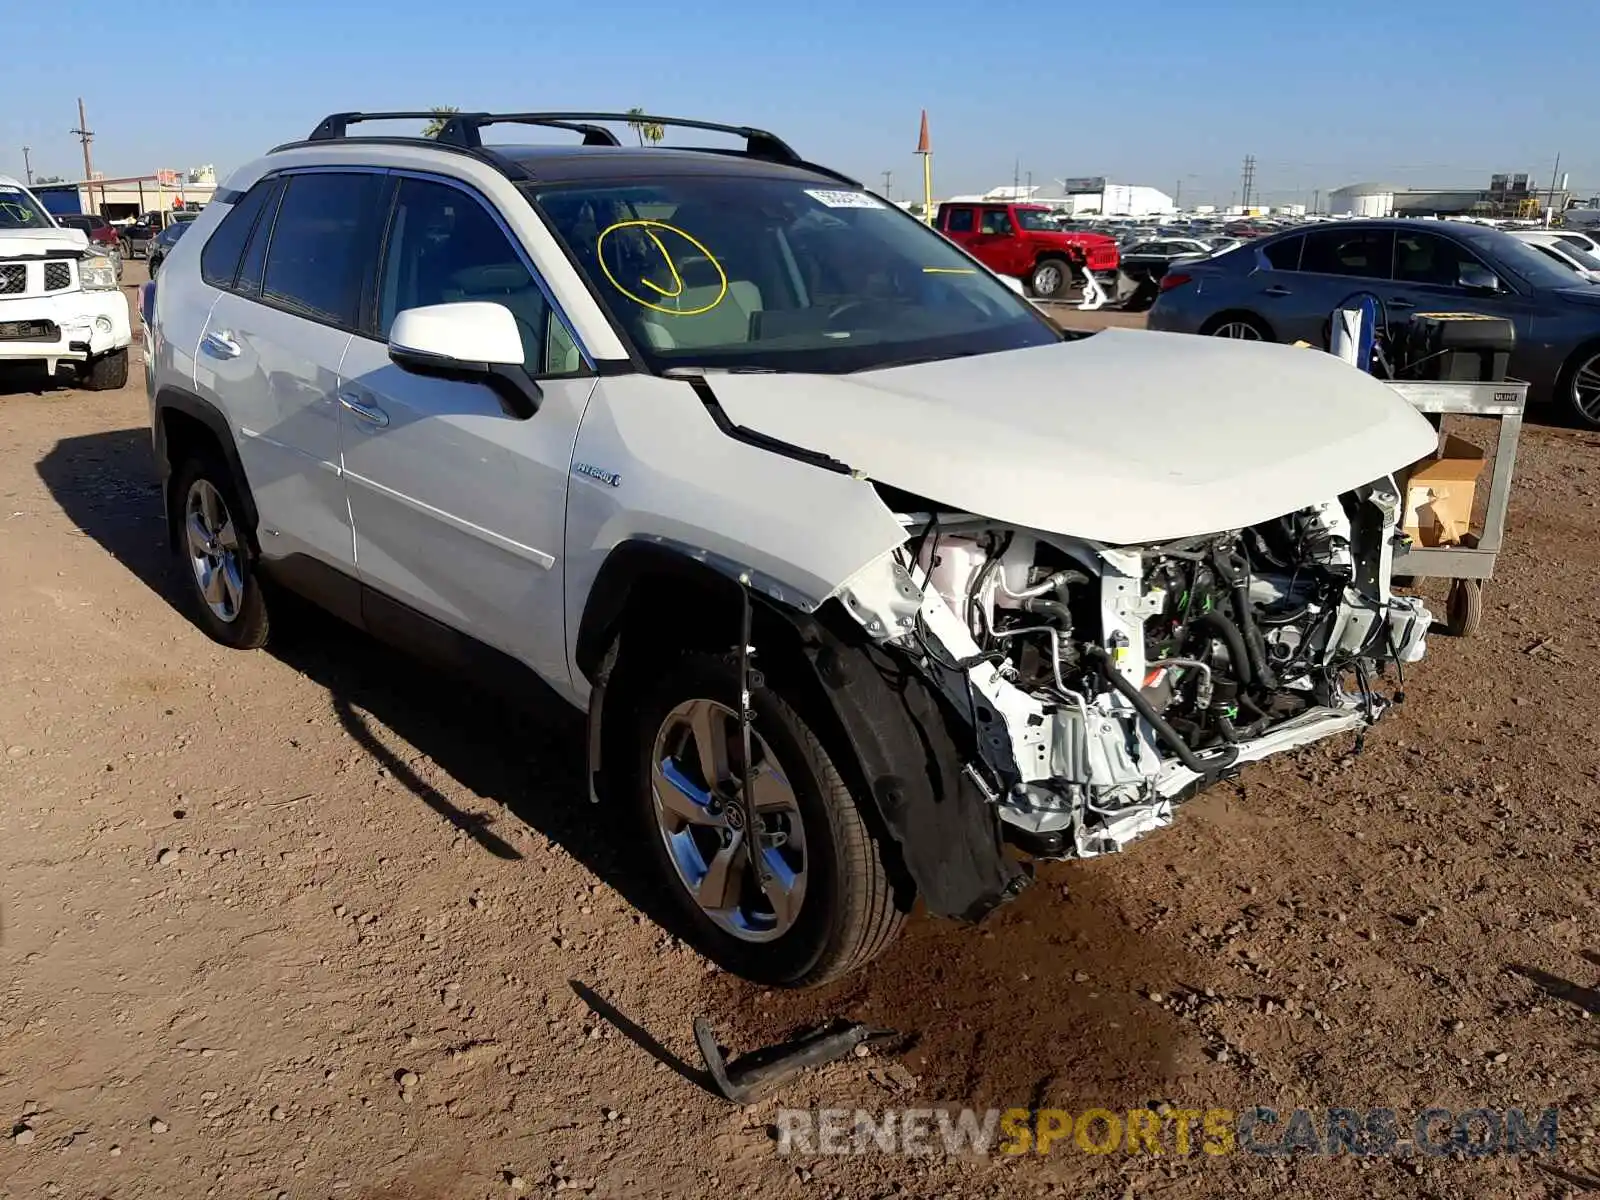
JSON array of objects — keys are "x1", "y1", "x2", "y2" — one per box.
[{"x1": 596, "y1": 220, "x2": 728, "y2": 316}]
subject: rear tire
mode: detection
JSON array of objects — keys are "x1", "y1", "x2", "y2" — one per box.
[
  {"x1": 170, "y1": 453, "x2": 271, "y2": 651},
  {"x1": 1029, "y1": 257, "x2": 1073, "y2": 299},
  {"x1": 619, "y1": 652, "x2": 904, "y2": 987},
  {"x1": 1201, "y1": 313, "x2": 1273, "y2": 341},
  {"x1": 80, "y1": 348, "x2": 129, "y2": 391}
]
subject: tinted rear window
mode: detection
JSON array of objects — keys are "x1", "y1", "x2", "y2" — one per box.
[
  {"x1": 200, "y1": 179, "x2": 278, "y2": 290},
  {"x1": 1262, "y1": 233, "x2": 1303, "y2": 270},
  {"x1": 261, "y1": 173, "x2": 389, "y2": 327},
  {"x1": 1301, "y1": 228, "x2": 1394, "y2": 279}
]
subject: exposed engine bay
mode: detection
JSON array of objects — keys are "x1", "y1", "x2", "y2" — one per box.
[{"x1": 839, "y1": 479, "x2": 1431, "y2": 860}]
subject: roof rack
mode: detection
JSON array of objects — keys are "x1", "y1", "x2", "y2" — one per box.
[
  {"x1": 431, "y1": 112, "x2": 802, "y2": 165},
  {"x1": 293, "y1": 110, "x2": 860, "y2": 188},
  {"x1": 305, "y1": 112, "x2": 449, "y2": 141}
]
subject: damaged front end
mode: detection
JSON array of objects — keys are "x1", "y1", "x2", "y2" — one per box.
[{"x1": 834, "y1": 480, "x2": 1431, "y2": 863}]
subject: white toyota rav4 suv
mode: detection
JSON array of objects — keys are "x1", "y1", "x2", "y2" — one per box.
[
  {"x1": 1, "y1": 175, "x2": 132, "y2": 389},
  {"x1": 145, "y1": 111, "x2": 1437, "y2": 986}
]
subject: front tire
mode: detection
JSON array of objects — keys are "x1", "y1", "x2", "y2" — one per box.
[
  {"x1": 1029, "y1": 257, "x2": 1072, "y2": 299},
  {"x1": 80, "y1": 348, "x2": 129, "y2": 391},
  {"x1": 1557, "y1": 343, "x2": 1600, "y2": 429},
  {"x1": 170, "y1": 454, "x2": 271, "y2": 650},
  {"x1": 621, "y1": 652, "x2": 903, "y2": 987}
]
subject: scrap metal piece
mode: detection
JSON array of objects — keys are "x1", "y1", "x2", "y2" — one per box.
[{"x1": 693, "y1": 1017, "x2": 896, "y2": 1104}]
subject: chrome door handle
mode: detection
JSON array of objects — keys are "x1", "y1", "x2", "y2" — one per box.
[
  {"x1": 201, "y1": 329, "x2": 241, "y2": 359},
  {"x1": 1263, "y1": 285, "x2": 1292, "y2": 297},
  {"x1": 338, "y1": 391, "x2": 389, "y2": 427}
]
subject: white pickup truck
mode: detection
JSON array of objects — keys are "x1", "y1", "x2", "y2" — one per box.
[{"x1": 0, "y1": 175, "x2": 131, "y2": 389}]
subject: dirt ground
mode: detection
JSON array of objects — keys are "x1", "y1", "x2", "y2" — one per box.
[{"x1": 1, "y1": 271, "x2": 1597, "y2": 1200}]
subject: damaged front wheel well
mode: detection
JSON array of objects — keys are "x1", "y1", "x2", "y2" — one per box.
[{"x1": 584, "y1": 543, "x2": 1026, "y2": 922}]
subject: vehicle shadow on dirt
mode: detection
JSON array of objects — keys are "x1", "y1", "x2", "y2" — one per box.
[
  {"x1": 34, "y1": 426, "x2": 705, "y2": 947},
  {"x1": 0, "y1": 363, "x2": 78, "y2": 396},
  {"x1": 39, "y1": 426, "x2": 1222, "y2": 1111}
]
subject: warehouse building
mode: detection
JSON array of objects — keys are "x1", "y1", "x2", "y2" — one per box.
[
  {"x1": 1329, "y1": 174, "x2": 1567, "y2": 220},
  {"x1": 30, "y1": 167, "x2": 218, "y2": 222}
]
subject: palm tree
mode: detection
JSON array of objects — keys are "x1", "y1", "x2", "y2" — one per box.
[
  {"x1": 626, "y1": 107, "x2": 665, "y2": 147},
  {"x1": 422, "y1": 106, "x2": 460, "y2": 139}
]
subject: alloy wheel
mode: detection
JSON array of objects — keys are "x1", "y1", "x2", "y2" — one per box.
[
  {"x1": 1212, "y1": 321, "x2": 1263, "y2": 340},
  {"x1": 1572, "y1": 352, "x2": 1600, "y2": 425},
  {"x1": 1033, "y1": 265, "x2": 1063, "y2": 295},
  {"x1": 649, "y1": 698, "x2": 807, "y2": 942},
  {"x1": 184, "y1": 479, "x2": 244, "y2": 623}
]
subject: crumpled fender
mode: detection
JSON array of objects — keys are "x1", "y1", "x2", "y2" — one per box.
[{"x1": 787, "y1": 608, "x2": 1029, "y2": 922}]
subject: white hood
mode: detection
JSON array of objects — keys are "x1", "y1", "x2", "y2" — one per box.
[
  {"x1": 705, "y1": 330, "x2": 1439, "y2": 544},
  {"x1": 0, "y1": 228, "x2": 89, "y2": 257}
]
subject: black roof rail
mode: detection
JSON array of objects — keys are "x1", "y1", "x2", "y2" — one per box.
[
  {"x1": 436, "y1": 113, "x2": 623, "y2": 148},
  {"x1": 267, "y1": 134, "x2": 535, "y2": 181},
  {"x1": 305, "y1": 111, "x2": 447, "y2": 141},
  {"x1": 433, "y1": 111, "x2": 801, "y2": 165}
]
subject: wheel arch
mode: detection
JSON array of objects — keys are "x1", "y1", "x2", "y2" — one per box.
[{"x1": 153, "y1": 387, "x2": 258, "y2": 550}]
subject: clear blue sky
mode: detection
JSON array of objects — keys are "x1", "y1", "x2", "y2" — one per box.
[{"x1": 3, "y1": 0, "x2": 1593, "y2": 206}]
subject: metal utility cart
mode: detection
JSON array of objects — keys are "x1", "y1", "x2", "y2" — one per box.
[{"x1": 1387, "y1": 378, "x2": 1527, "y2": 638}]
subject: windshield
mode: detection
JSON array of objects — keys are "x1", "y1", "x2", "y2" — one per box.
[
  {"x1": 0, "y1": 183, "x2": 55, "y2": 230},
  {"x1": 529, "y1": 177, "x2": 1058, "y2": 373},
  {"x1": 1012, "y1": 208, "x2": 1060, "y2": 231}
]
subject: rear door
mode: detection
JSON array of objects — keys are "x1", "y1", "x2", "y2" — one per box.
[
  {"x1": 336, "y1": 172, "x2": 595, "y2": 687},
  {"x1": 196, "y1": 170, "x2": 388, "y2": 582},
  {"x1": 1266, "y1": 226, "x2": 1395, "y2": 345}
]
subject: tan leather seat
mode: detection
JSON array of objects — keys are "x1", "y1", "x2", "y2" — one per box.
[{"x1": 640, "y1": 280, "x2": 764, "y2": 350}]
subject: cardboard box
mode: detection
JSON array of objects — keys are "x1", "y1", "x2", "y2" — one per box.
[{"x1": 1403, "y1": 434, "x2": 1485, "y2": 547}]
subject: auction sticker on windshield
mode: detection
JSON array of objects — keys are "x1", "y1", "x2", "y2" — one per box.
[{"x1": 805, "y1": 189, "x2": 884, "y2": 209}]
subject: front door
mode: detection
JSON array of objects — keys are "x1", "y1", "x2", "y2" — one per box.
[
  {"x1": 337, "y1": 173, "x2": 594, "y2": 690},
  {"x1": 971, "y1": 206, "x2": 1022, "y2": 275},
  {"x1": 1384, "y1": 229, "x2": 1538, "y2": 351}
]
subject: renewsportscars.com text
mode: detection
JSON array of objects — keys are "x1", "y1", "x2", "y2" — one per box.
[{"x1": 774, "y1": 1106, "x2": 1559, "y2": 1159}]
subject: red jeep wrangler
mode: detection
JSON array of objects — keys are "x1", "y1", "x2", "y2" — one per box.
[{"x1": 934, "y1": 202, "x2": 1119, "y2": 299}]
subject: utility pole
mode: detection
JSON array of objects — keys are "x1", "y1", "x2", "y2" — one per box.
[
  {"x1": 1546, "y1": 153, "x2": 1563, "y2": 223},
  {"x1": 21, "y1": 146, "x2": 32, "y2": 185},
  {"x1": 1240, "y1": 155, "x2": 1256, "y2": 211},
  {"x1": 880, "y1": 169, "x2": 893, "y2": 200},
  {"x1": 1313, "y1": 188, "x2": 1320, "y2": 215},
  {"x1": 1174, "y1": 178, "x2": 1182, "y2": 210},
  {"x1": 71, "y1": 97, "x2": 97, "y2": 216}
]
